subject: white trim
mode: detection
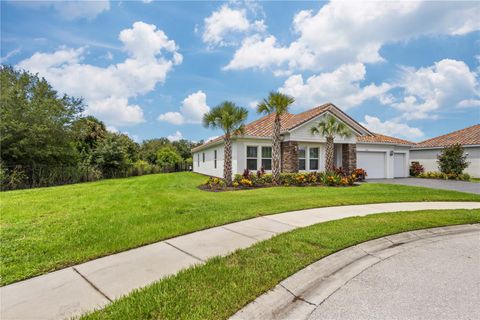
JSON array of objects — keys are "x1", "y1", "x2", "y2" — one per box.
[
  {"x1": 298, "y1": 144, "x2": 322, "y2": 172},
  {"x1": 358, "y1": 141, "x2": 414, "y2": 147},
  {"x1": 412, "y1": 144, "x2": 480, "y2": 150},
  {"x1": 244, "y1": 143, "x2": 274, "y2": 172}
]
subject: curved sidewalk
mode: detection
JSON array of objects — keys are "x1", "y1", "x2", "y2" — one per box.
[
  {"x1": 231, "y1": 224, "x2": 480, "y2": 320},
  {"x1": 2, "y1": 202, "x2": 480, "y2": 320}
]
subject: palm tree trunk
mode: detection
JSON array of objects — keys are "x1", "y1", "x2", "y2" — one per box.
[
  {"x1": 272, "y1": 116, "x2": 281, "y2": 185},
  {"x1": 325, "y1": 136, "x2": 334, "y2": 172},
  {"x1": 223, "y1": 134, "x2": 233, "y2": 186}
]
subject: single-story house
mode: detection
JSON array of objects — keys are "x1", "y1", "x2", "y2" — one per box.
[
  {"x1": 410, "y1": 124, "x2": 480, "y2": 178},
  {"x1": 192, "y1": 103, "x2": 413, "y2": 179}
]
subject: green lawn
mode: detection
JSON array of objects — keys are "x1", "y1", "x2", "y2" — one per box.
[
  {"x1": 1, "y1": 172, "x2": 479, "y2": 285},
  {"x1": 82, "y1": 209, "x2": 480, "y2": 320},
  {"x1": 471, "y1": 178, "x2": 480, "y2": 183}
]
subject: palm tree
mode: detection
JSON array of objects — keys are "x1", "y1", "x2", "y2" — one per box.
[
  {"x1": 203, "y1": 101, "x2": 248, "y2": 186},
  {"x1": 257, "y1": 92, "x2": 295, "y2": 185},
  {"x1": 310, "y1": 114, "x2": 352, "y2": 172}
]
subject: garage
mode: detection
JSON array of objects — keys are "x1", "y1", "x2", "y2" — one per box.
[
  {"x1": 394, "y1": 153, "x2": 407, "y2": 177},
  {"x1": 357, "y1": 151, "x2": 386, "y2": 179}
]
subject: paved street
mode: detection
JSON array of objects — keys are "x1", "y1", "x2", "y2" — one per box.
[
  {"x1": 310, "y1": 231, "x2": 480, "y2": 320},
  {"x1": 370, "y1": 178, "x2": 480, "y2": 194}
]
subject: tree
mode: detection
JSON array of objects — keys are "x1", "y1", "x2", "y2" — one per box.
[
  {"x1": 203, "y1": 101, "x2": 248, "y2": 186},
  {"x1": 156, "y1": 146, "x2": 183, "y2": 169},
  {"x1": 311, "y1": 114, "x2": 352, "y2": 172},
  {"x1": 0, "y1": 66, "x2": 83, "y2": 166},
  {"x1": 437, "y1": 144, "x2": 469, "y2": 175},
  {"x1": 92, "y1": 132, "x2": 137, "y2": 173},
  {"x1": 257, "y1": 92, "x2": 295, "y2": 184},
  {"x1": 172, "y1": 139, "x2": 202, "y2": 160},
  {"x1": 72, "y1": 116, "x2": 107, "y2": 161},
  {"x1": 139, "y1": 138, "x2": 171, "y2": 164}
]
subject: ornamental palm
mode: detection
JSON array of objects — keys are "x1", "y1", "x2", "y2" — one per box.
[
  {"x1": 311, "y1": 114, "x2": 352, "y2": 172},
  {"x1": 257, "y1": 92, "x2": 295, "y2": 185},
  {"x1": 203, "y1": 101, "x2": 248, "y2": 186}
]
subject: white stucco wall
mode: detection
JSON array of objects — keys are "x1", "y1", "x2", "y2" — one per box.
[
  {"x1": 192, "y1": 143, "x2": 226, "y2": 178},
  {"x1": 410, "y1": 146, "x2": 480, "y2": 177},
  {"x1": 356, "y1": 143, "x2": 410, "y2": 179}
]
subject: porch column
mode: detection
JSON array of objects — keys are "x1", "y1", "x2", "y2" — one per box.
[
  {"x1": 281, "y1": 141, "x2": 299, "y2": 173},
  {"x1": 342, "y1": 143, "x2": 357, "y2": 174}
]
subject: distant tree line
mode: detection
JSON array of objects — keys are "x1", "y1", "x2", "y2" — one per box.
[{"x1": 0, "y1": 66, "x2": 201, "y2": 190}]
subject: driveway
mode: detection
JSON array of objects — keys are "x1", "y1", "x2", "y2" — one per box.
[{"x1": 369, "y1": 177, "x2": 480, "y2": 194}]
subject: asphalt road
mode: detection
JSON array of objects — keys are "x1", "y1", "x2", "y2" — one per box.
[{"x1": 309, "y1": 232, "x2": 480, "y2": 320}]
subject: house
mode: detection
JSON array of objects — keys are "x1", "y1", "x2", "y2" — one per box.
[
  {"x1": 192, "y1": 103, "x2": 413, "y2": 179},
  {"x1": 410, "y1": 124, "x2": 480, "y2": 177}
]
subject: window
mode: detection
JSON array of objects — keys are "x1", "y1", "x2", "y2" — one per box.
[
  {"x1": 309, "y1": 147, "x2": 319, "y2": 171},
  {"x1": 202, "y1": 152, "x2": 205, "y2": 163},
  {"x1": 214, "y1": 150, "x2": 217, "y2": 169},
  {"x1": 261, "y1": 147, "x2": 272, "y2": 170},
  {"x1": 197, "y1": 153, "x2": 200, "y2": 166},
  {"x1": 246, "y1": 146, "x2": 258, "y2": 170},
  {"x1": 298, "y1": 146, "x2": 306, "y2": 170}
]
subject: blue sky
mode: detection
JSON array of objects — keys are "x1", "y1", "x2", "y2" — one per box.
[{"x1": 1, "y1": 0, "x2": 479, "y2": 143}]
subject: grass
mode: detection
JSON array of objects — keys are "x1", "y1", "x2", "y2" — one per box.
[
  {"x1": 471, "y1": 178, "x2": 480, "y2": 183},
  {"x1": 1, "y1": 172, "x2": 479, "y2": 286},
  {"x1": 82, "y1": 209, "x2": 480, "y2": 320}
]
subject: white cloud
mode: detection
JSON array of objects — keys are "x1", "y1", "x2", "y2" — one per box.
[
  {"x1": 279, "y1": 63, "x2": 391, "y2": 110},
  {"x1": 12, "y1": 0, "x2": 110, "y2": 20},
  {"x1": 0, "y1": 48, "x2": 21, "y2": 63},
  {"x1": 202, "y1": 4, "x2": 266, "y2": 47},
  {"x1": 167, "y1": 130, "x2": 183, "y2": 141},
  {"x1": 248, "y1": 100, "x2": 259, "y2": 109},
  {"x1": 158, "y1": 112, "x2": 185, "y2": 125},
  {"x1": 458, "y1": 99, "x2": 480, "y2": 108},
  {"x1": 158, "y1": 90, "x2": 210, "y2": 125},
  {"x1": 361, "y1": 115, "x2": 424, "y2": 140},
  {"x1": 225, "y1": 1, "x2": 480, "y2": 73},
  {"x1": 391, "y1": 59, "x2": 480, "y2": 120},
  {"x1": 17, "y1": 21, "x2": 182, "y2": 127}
]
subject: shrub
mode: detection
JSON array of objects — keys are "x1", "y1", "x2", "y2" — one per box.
[
  {"x1": 409, "y1": 161, "x2": 424, "y2": 177},
  {"x1": 437, "y1": 144, "x2": 469, "y2": 175},
  {"x1": 156, "y1": 147, "x2": 183, "y2": 169},
  {"x1": 353, "y1": 168, "x2": 367, "y2": 181},
  {"x1": 133, "y1": 160, "x2": 152, "y2": 176},
  {"x1": 203, "y1": 177, "x2": 226, "y2": 189},
  {"x1": 239, "y1": 178, "x2": 253, "y2": 187},
  {"x1": 418, "y1": 171, "x2": 471, "y2": 181},
  {"x1": 333, "y1": 166, "x2": 348, "y2": 177}
]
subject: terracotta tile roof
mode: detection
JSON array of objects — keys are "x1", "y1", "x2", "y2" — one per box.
[
  {"x1": 414, "y1": 124, "x2": 480, "y2": 148},
  {"x1": 357, "y1": 133, "x2": 414, "y2": 145},
  {"x1": 192, "y1": 103, "x2": 373, "y2": 152}
]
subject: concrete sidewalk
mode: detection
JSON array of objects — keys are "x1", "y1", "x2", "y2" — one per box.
[{"x1": 2, "y1": 202, "x2": 480, "y2": 320}]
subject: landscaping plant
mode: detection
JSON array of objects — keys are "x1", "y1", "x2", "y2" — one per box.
[
  {"x1": 437, "y1": 144, "x2": 469, "y2": 176},
  {"x1": 409, "y1": 161, "x2": 425, "y2": 177},
  {"x1": 203, "y1": 102, "x2": 248, "y2": 186},
  {"x1": 256, "y1": 92, "x2": 295, "y2": 185},
  {"x1": 310, "y1": 115, "x2": 353, "y2": 171}
]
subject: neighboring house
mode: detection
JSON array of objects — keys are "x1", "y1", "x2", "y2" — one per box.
[
  {"x1": 192, "y1": 103, "x2": 413, "y2": 179},
  {"x1": 410, "y1": 124, "x2": 480, "y2": 178}
]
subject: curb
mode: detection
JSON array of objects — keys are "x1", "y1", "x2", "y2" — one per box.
[{"x1": 230, "y1": 224, "x2": 480, "y2": 320}]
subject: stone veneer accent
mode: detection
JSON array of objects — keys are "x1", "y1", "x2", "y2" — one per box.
[
  {"x1": 342, "y1": 143, "x2": 357, "y2": 174},
  {"x1": 281, "y1": 141, "x2": 299, "y2": 173}
]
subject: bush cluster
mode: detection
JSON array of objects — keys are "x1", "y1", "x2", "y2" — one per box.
[
  {"x1": 201, "y1": 168, "x2": 368, "y2": 191},
  {"x1": 409, "y1": 161, "x2": 425, "y2": 177},
  {"x1": 418, "y1": 171, "x2": 470, "y2": 181}
]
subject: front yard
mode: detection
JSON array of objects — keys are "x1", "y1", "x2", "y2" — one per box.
[{"x1": 1, "y1": 172, "x2": 479, "y2": 285}]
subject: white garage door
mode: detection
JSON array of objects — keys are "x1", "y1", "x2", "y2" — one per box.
[
  {"x1": 357, "y1": 151, "x2": 386, "y2": 179},
  {"x1": 394, "y1": 153, "x2": 406, "y2": 177}
]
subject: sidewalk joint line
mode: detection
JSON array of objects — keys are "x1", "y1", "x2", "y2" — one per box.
[
  {"x1": 261, "y1": 216, "x2": 297, "y2": 228},
  {"x1": 221, "y1": 226, "x2": 260, "y2": 240},
  {"x1": 164, "y1": 241, "x2": 205, "y2": 262},
  {"x1": 279, "y1": 283, "x2": 317, "y2": 306},
  {"x1": 72, "y1": 267, "x2": 112, "y2": 302}
]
